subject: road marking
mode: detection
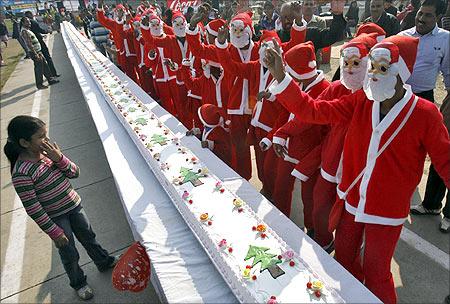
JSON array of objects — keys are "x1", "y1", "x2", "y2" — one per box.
[
  {"x1": 0, "y1": 35, "x2": 49, "y2": 302},
  {"x1": 400, "y1": 227, "x2": 449, "y2": 271}
]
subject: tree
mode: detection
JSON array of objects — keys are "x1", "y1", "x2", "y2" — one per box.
[
  {"x1": 150, "y1": 134, "x2": 168, "y2": 146},
  {"x1": 180, "y1": 167, "x2": 204, "y2": 187},
  {"x1": 244, "y1": 245, "x2": 285, "y2": 279}
]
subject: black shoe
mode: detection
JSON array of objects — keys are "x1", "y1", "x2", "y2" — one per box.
[
  {"x1": 306, "y1": 228, "x2": 315, "y2": 239},
  {"x1": 48, "y1": 79, "x2": 60, "y2": 85},
  {"x1": 54, "y1": 74, "x2": 61, "y2": 77},
  {"x1": 445, "y1": 295, "x2": 450, "y2": 304},
  {"x1": 37, "y1": 84, "x2": 48, "y2": 90},
  {"x1": 97, "y1": 255, "x2": 120, "y2": 272}
]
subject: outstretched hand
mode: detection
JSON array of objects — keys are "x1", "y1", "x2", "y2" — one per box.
[
  {"x1": 264, "y1": 40, "x2": 286, "y2": 83},
  {"x1": 217, "y1": 25, "x2": 228, "y2": 45}
]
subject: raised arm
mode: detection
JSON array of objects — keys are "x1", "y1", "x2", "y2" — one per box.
[{"x1": 96, "y1": 9, "x2": 116, "y2": 31}]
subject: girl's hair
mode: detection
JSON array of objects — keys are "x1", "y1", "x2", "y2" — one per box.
[{"x1": 3, "y1": 115, "x2": 45, "y2": 173}]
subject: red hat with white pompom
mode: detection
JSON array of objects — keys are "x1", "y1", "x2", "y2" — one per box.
[
  {"x1": 370, "y1": 35, "x2": 419, "y2": 83},
  {"x1": 205, "y1": 19, "x2": 226, "y2": 37},
  {"x1": 198, "y1": 104, "x2": 227, "y2": 128},
  {"x1": 172, "y1": 10, "x2": 186, "y2": 22},
  {"x1": 259, "y1": 30, "x2": 281, "y2": 45},
  {"x1": 230, "y1": 11, "x2": 254, "y2": 37},
  {"x1": 284, "y1": 41, "x2": 317, "y2": 80},
  {"x1": 340, "y1": 33, "x2": 378, "y2": 60},
  {"x1": 356, "y1": 22, "x2": 386, "y2": 42}
]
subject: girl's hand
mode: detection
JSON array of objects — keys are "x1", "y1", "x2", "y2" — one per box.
[
  {"x1": 54, "y1": 233, "x2": 69, "y2": 248},
  {"x1": 41, "y1": 141, "x2": 63, "y2": 162}
]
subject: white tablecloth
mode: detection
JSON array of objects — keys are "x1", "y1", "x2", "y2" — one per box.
[{"x1": 62, "y1": 22, "x2": 380, "y2": 303}]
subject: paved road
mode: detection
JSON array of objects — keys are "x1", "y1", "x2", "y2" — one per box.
[
  {"x1": 0, "y1": 33, "x2": 160, "y2": 303},
  {"x1": 0, "y1": 33, "x2": 448, "y2": 303}
]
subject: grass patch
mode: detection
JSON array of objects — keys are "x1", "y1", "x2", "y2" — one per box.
[{"x1": 1, "y1": 39, "x2": 24, "y2": 90}]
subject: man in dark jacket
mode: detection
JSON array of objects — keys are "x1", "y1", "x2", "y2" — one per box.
[
  {"x1": 24, "y1": 11, "x2": 60, "y2": 77},
  {"x1": 364, "y1": 0, "x2": 400, "y2": 36},
  {"x1": 277, "y1": 0, "x2": 347, "y2": 51}
]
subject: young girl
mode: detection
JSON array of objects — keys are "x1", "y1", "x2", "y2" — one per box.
[{"x1": 4, "y1": 115, "x2": 117, "y2": 300}]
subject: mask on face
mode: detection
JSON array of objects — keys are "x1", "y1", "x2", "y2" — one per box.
[
  {"x1": 340, "y1": 55, "x2": 368, "y2": 92},
  {"x1": 150, "y1": 19, "x2": 163, "y2": 36},
  {"x1": 230, "y1": 32, "x2": 250, "y2": 49},
  {"x1": 173, "y1": 17, "x2": 186, "y2": 37},
  {"x1": 259, "y1": 41, "x2": 275, "y2": 68},
  {"x1": 363, "y1": 57, "x2": 398, "y2": 102}
]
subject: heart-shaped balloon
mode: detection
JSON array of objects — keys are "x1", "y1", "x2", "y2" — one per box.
[{"x1": 112, "y1": 242, "x2": 151, "y2": 292}]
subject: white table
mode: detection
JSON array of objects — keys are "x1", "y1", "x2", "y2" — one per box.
[{"x1": 62, "y1": 22, "x2": 380, "y2": 303}]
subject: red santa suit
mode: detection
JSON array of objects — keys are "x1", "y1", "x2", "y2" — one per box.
[
  {"x1": 188, "y1": 13, "x2": 306, "y2": 180},
  {"x1": 141, "y1": 16, "x2": 178, "y2": 116},
  {"x1": 198, "y1": 104, "x2": 232, "y2": 167},
  {"x1": 122, "y1": 21, "x2": 139, "y2": 83},
  {"x1": 96, "y1": 7, "x2": 126, "y2": 69},
  {"x1": 133, "y1": 26, "x2": 157, "y2": 98},
  {"x1": 143, "y1": 11, "x2": 202, "y2": 127},
  {"x1": 311, "y1": 34, "x2": 379, "y2": 249},
  {"x1": 180, "y1": 59, "x2": 232, "y2": 128},
  {"x1": 271, "y1": 43, "x2": 330, "y2": 220},
  {"x1": 269, "y1": 36, "x2": 450, "y2": 304}
]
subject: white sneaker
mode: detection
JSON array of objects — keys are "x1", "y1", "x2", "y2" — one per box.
[
  {"x1": 410, "y1": 204, "x2": 441, "y2": 215},
  {"x1": 439, "y1": 217, "x2": 450, "y2": 233},
  {"x1": 77, "y1": 285, "x2": 94, "y2": 300}
]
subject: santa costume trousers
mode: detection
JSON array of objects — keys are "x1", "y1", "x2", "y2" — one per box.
[
  {"x1": 138, "y1": 67, "x2": 157, "y2": 98},
  {"x1": 229, "y1": 114, "x2": 252, "y2": 180},
  {"x1": 335, "y1": 210, "x2": 402, "y2": 304},
  {"x1": 263, "y1": 148, "x2": 279, "y2": 198},
  {"x1": 123, "y1": 57, "x2": 139, "y2": 84},
  {"x1": 155, "y1": 81, "x2": 176, "y2": 117},
  {"x1": 312, "y1": 175, "x2": 337, "y2": 247}
]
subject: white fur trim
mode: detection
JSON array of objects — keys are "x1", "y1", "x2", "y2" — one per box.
[
  {"x1": 140, "y1": 23, "x2": 149, "y2": 30},
  {"x1": 198, "y1": 108, "x2": 221, "y2": 128},
  {"x1": 215, "y1": 38, "x2": 228, "y2": 49},
  {"x1": 269, "y1": 74, "x2": 293, "y2": 96},
  {"x1": 182, "y1": 58, "x2": 191, "y2": 66},
  {"x1": 291, "y1": 169, "x2": 309, "y2": 181},
  {"x1": 266, "y1": 93, "x2": 276, "y2": 102},
  {"x1": 286, "y1": 64, "x2": 317, "y2": 80},
  {"x1": 345, "y1": 202, "x2": 408, "y2": 226},
  {"x1": 370, "y1": 48, "x2": 391, "y2": 62},
  {"x1": 397, "y1": 55, "x2": 411, "y2": 83},
  {"x1": 320, "y1": 168, "x2": 337, "y2": 183},
  {"x1": 205, "y1": 24, "x2": 218, "y2": 36},
  {"x1": 272, "y1": 136, "x2": 286, "y2": 146},
  {"x1": 148, "y1": 51, "x2": 157, "y2": 60},
  {"x1": 376, "y1": 35, "x2": 385, "y2": 42},
  {"x1": 308, "y1": 60, "x2": 317, "y2": 68},
  {"x1": 292, "y1": 19, "x2": 307, "y2": 31},
  {"x1": 187, "y1": 90, "x2": 202, "y2": 100},
  {"x1": 186, "y1": 24, "x2": 199, "y2": 35},
  {"x1": 259, "y1": 138, "x2": 272, "y2": 151},
  {"x1": 342, "y1": 46, "x2": 361, "y2": 59},
  {"x1": 283, "y1": 154, "x2": 299, "y2": 164}
]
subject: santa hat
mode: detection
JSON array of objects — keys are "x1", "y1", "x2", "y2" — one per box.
[
  {"x1": 259, "y1": 30, "x2": 281, "y2": 45},
  {"x1": 284, "y1": 41, "x2": 317, "y2": 80},
  {"x1": 143, "y1": 8, "x2": 155, "y2": 16},
  {"x1": 205, "y1": 19, "x2": 226, "y2": 37},
  {"x1": 356, "y1": 22, "x2": 386, "y2": 42},
  {"x1": 149, "y1": 14, "x2": 162, "y2": 24},
  {"x1": 172, "y1": 11, "x2": 186, "y2": 22},
  {"x1": 230, "y1": 11, "x2": 254, "y2": 37},
  {"x1": 198, "y1": 104, "x2": 225, "y2": 128},
  {"x1": 340, "y1": 33, "x2": 378, "y2": 59},
  {"x1": 133, "y1": 15, "x2": 141, "y2": 23},
  {"x1": 370, "y1": 35, "x2": 419, "y2": 83}
]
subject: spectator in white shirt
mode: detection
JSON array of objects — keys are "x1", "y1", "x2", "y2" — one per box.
[{"x1": 400, "y1": 0, "x2": 450, "y2": 233}]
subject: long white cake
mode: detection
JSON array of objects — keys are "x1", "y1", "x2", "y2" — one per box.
[{"x1": 65, "y1": 24, "x2": 344, "y2": 303}]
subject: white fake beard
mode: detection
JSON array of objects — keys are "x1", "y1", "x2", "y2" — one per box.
[
  {"x1": 173, "y1": 24, "x2": 186, "y2": 37},
  {"x1": 150, "y1": 23, "x2": 163, "y2": 36},
  {"x1": 230, "y1": 32, "x2": 250, "y2": 49},
  {"x1": 363, "y1": 71, "x2": 397, "y2": 102},
  {"x1": 340, "y1": 56, "x2": 368, "y2": 92}
]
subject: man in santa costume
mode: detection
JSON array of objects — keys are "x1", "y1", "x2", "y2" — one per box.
[
  {"x1": 140, "y1": 13, "x2": 178, "y2": 116},
  {"x1": 269, "y1": 42, "x2": 330, "y2": 224},
  {"x1": 142, "y1": 10, "x2": 202, "y2": 127},
  {"x1": 121, "y1": 14, "x2": 139, "y2": 83},
  {"x1": 131, "y1": 15, "x2": 157, "y2": 98},
  {"x1": 265, "y1": 35, "x2": 449, "y2": 304},
  {"x1": 96, "y1": 1, "x2": 127, "y2": 72},
  {"x1": 197, "y1": 104, "x2": 232, "y2": 167}
]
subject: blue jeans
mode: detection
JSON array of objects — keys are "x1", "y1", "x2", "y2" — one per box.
[{"x1": 53, "y1": 205, "x2": 114, "y2": 290}]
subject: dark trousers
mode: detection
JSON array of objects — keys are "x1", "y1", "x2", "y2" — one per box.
[
  {"x1": 31, "y1": 52, "x2": 52, "y2": 87},
  {"x1": 423, "y1": 164, "x2": 449, "y2": 218},
  {"x1": 415, "y1": 90, "x2": 448, "y2": 217},
  {"x1": 53, "y1": 205, "x2": 114, "y2": 290},
  {"x1": 39, "y1": 40, "x2": 58, "y2": 77}
]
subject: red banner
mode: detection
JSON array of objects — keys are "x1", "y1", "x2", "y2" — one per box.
[{"x1": 166, "y1": 0, "x2": 200, "y2": 11}]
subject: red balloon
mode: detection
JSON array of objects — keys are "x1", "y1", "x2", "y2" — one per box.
[{"x1": 112, "y1": 242, "x2": 151, "y2": 292}]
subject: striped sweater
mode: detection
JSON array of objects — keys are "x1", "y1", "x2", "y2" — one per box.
[{"x1": 12, "y1": 155, "x2": 81, "y2": 240}]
